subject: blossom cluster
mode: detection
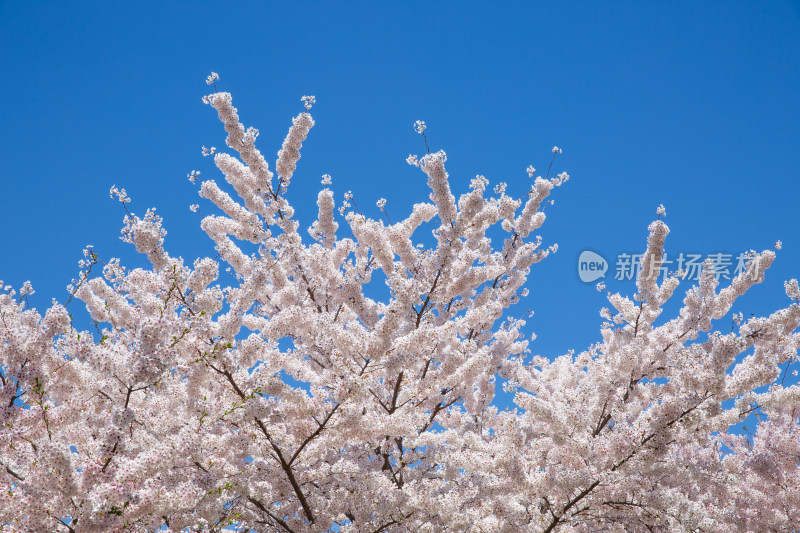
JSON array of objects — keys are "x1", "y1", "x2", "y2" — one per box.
[
  {"x1": 0, "y1": 81, "x2": 798, "y2": 533},
  {"x1": 301, "y1": 95, "x2": 316, "y2": 110}
]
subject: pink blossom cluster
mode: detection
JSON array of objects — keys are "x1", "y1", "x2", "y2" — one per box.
[{"x1": 0, "y1": 84, "x2": 798, "y2": 532}]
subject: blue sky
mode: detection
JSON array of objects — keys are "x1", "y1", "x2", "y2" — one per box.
[{"x1": 1, "y1": 1, "x2": 799, "y2": 368}]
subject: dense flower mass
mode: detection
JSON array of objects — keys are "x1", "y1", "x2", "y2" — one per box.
[{"x1": 1, "y1": 81, "x2": 799, "y2": 533}]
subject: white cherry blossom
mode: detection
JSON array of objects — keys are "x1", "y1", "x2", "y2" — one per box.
[{"x1": 1, "y1": 82, "x2": 798, "y2": 532}]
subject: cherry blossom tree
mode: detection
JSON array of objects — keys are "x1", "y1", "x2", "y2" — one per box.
[{"x1": 1, "y1": 77, "x2": 799, "y2": 532}]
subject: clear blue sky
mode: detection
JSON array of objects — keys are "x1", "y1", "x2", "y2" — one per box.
[{"x1": 1, "y1": 1, "x2": 799, "y2": 365}]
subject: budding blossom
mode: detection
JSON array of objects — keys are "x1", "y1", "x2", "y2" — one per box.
[
  {"x1": 414, "y1": 120, "x2": 427, "y2": 133},
  {"x1": 657, "y1": 203, "x2": 667, "y2": 217},
  {"x1": 202, "y1": 145, "x2": 217, "y2": 156},
  {"x1": 206, "y1": 71, "x2": 219, "y2": 85},
  {"x1": 109, "y1": 184, "x2": 131, "y2": 203},
  {"x1": 376, "y1": 198, "x2": 387, "y2": 210},
  {"x1": 338, "y1": 190, "x2": 354, "y2": 215},
  {"x1": 2, "y1": 81, "x2": 799, "y2": 533},
  {"x1": 526, "y1": 165, "x2": 536, "y2": 178},
  {"x1": 301, "y1": 95, "x2": 316, "y2": 110},
  {"x1": 187, "y1": 169, "x2": 201, "y2": 183},
  {"x1": 552, "y1": 145, "x2": 562, "y2": 154},
  {"x1": 18, "y1": 280, "x2": 34, "y2": 298}
]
